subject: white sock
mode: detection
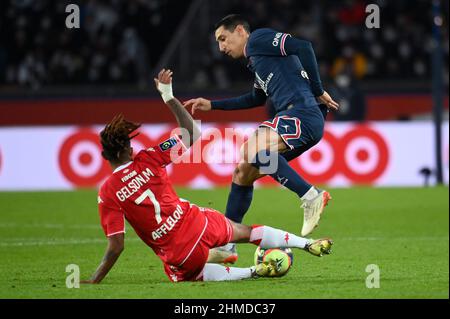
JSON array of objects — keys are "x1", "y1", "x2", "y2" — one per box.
[
  {"x1": 200, "y1": 263, "x2": 253, "y2": 281},
  {"x1": 250, "y1": 225, "x2": 311, "y2": 249},
  {"x1": 301, "y1": 186, "x2": 319, "y2": 201}
]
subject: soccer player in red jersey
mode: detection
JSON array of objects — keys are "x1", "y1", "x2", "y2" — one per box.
[{"x1": 82, "y1": 69, "x2": 333, "y2": 283}]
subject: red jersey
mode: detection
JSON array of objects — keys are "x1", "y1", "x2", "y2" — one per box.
[{"x1": 97, "y1": 135, "x2": 207, "y2": 266}]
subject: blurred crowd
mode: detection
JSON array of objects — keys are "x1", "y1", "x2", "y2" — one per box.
[
  {"x1": 0, "y1": 0, "x2": 448, "y2": 91},
  {"x1": 0, "y1": 0, "x2": 189, "y2": 89},
  {"x1": 205, "y1": 0, "x2": 449, "y2": 85}
]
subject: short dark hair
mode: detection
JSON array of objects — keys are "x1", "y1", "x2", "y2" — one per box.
[{"x1": 214, "y1": 14, "x2": 250, "y2": 33}]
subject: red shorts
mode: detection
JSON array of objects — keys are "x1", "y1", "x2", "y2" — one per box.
[{"x1": 163, "y1": 206, "x2": 233, "y2": 282}]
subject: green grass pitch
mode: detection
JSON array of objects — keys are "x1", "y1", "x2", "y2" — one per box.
[{"x1": 0, "y1": 186, "x2": 448, "y2": 299}]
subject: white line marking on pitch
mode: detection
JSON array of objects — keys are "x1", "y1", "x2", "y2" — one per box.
[
  {"x1": 0, "y1": 238, "x2": 141, "y2": 247},
  {"x1": 0, "y1": 223, "x2": 99, "y2": 229},
  {"x1": 339, "y1": 236, "x2": 449, "y2": 241}
]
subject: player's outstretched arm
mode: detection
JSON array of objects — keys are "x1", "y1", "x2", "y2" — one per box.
[
  {"x1": 182, "y1": 97, "x2": 212, "y2": 115},
  {"x1": 154, "y1": 69, "x2": 200, "y2": 147},
  {"x1": 184, "y1": 87, "x2": 266, "y2": 114},
  {"x1": 81, "y1": 233, "x2": 124, "y2": 284}
]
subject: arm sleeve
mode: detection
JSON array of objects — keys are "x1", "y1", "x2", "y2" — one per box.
[
  {"x1": 211, "y1": 86, "x2": 267, "y2": 110},
  {"x1": 248, "y1": 28, "x2": 324, "y2": 97},
  {"x1": 283, "y1": 37, "x2": 324, "y2": 97},
  {"x1": 98, "y1": 197, "x2": 125, "y2": 237},
  {"x1": 140, "y1": 134, "x2": 188, "y2": 167}
]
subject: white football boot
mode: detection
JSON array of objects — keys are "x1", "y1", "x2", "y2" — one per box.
[{"x1": 300, "y1": 190, "x2": 331, "y2": 236}]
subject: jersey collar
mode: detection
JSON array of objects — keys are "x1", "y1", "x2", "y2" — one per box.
[{"x1": 113, "y1": 161, "x2": 133, "y2": 174}]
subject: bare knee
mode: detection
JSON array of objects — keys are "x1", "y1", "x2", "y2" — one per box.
[
  {"x1": 232, "y1": 163, "x2": 259, "y2": 186},
  {"x1": 229, "y1": 220, "x2": 252, "y2": 243}
]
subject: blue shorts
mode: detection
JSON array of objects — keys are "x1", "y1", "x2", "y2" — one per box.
[{"x1": 259, "y1": 103, "x2": 328, "y2": 162}]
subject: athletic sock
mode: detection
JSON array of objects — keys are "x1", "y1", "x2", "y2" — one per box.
[
  {"x1": 201, "y1": 263, "x2": 253, "y2": 281},
  {"x1": 252, "y1": 150, "x2": 311, "y2": 198},
  {"x1": 249, "y1": 225, "x2": 311, "y2": 249},
  {"x1": 225, "y1": 182, "x2": 254, "y2": 223},
  {"x1": 301, "y1": 186, "x2": 320, "y2": 201}
]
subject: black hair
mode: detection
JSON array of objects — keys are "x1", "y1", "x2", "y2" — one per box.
[
  {"x1": 214, "y1": 14, "x2": 250, "y2": 33},
  {"x1": 100, "y1": 114, "x2": 140, "y2": 163}
]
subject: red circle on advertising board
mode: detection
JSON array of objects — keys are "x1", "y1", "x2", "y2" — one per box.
[
  {"x1": 356, "y1": 149, "x2": 369, "y2": 162},
  {"x1": 340, "y1": 125, "x2": 389, "y2": 184},
  {"x1": 311, "y1": 150, "x2": 322, "y2": 162},
  {"x1": 295, "y1": 130, "x2": 342, "y2": 184},
  {"x1": 59, "y1": 129, "x2": 111, "y2": 187},
  {"x1": 79, "y1": 152, "x2": 93, "y2": 165}
]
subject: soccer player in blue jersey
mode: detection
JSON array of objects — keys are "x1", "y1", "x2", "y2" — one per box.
[{"x1": 184, "y1": 14, "x2": 339, "y2": 259}]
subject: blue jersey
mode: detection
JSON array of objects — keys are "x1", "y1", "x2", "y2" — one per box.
[
  {"x1": 212, "y1": 28, "x2": 325, "y2": 113},
  {"x1": 246, "y1": 28, "x2": 321, "y2": 111}
]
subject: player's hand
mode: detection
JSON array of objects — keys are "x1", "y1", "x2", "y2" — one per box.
[
  {"x1": 183, "y1": 98, "x2": 212, "y2": 115},
  {"x1": 317, "y1": 91, "x2": 339, "y2": 111},
  {"x1": 153, "y1": 68, "x2": 173, "y2": 92}
]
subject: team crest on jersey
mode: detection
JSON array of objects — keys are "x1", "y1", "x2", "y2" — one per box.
[
  {"x1": 159, "y1": 137, "x2": 178, "y2": 151},
  {"x1": 301, "y1": 70, "x2": 309, "y2": 80}
]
